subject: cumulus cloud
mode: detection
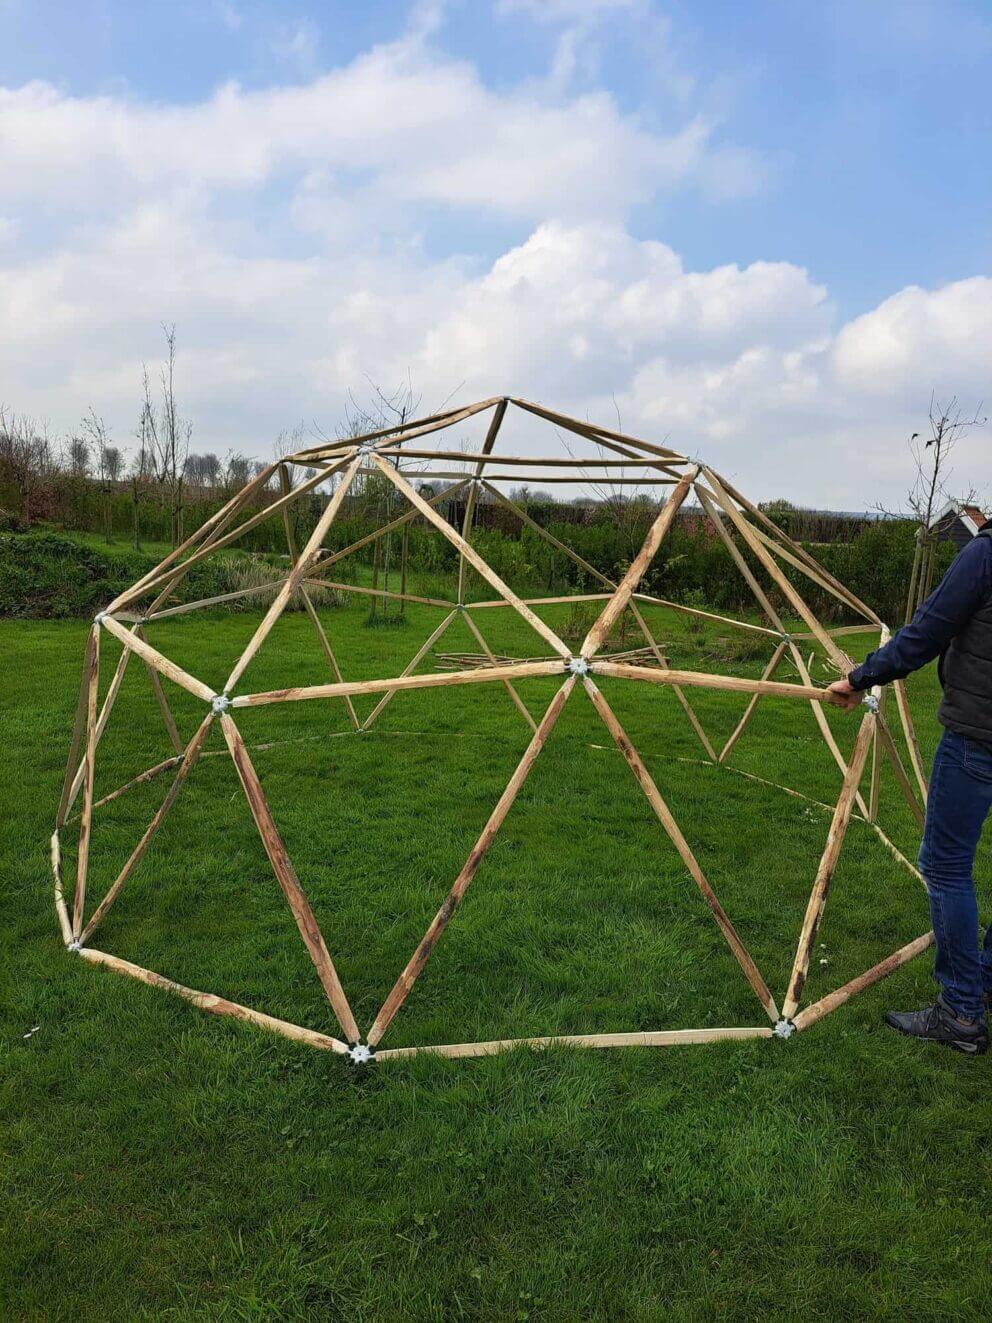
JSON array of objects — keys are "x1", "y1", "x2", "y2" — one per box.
[{"x1": 0, "y1": 15, "x2": 988, "y2": 508}]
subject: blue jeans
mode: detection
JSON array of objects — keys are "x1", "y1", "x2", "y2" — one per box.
[{"x1": 918, "y1": 729, "x2": 992, "y2": 1020}]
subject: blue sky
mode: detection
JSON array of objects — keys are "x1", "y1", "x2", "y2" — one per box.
[{"x1": 1, "y1": 0, "x2": 989, "y2": 504}]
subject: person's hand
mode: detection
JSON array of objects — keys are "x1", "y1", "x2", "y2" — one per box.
[{"x1": 826, "y1": 676, "x2": 861, "y2": 712}]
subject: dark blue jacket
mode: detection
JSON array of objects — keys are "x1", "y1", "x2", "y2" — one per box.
[{"x1": 850, "y1": 524, "x2": 992, "y2": 743}]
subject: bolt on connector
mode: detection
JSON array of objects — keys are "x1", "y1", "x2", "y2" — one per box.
[
  {"x1": 773, "y1": 1019, "x2": 796, "y2": 1040},
  {"x1": 566, "y1": 656, "x2": 590, "y2": 678},
  {"x1": 348, "y1": 1043, "x2": 373, "y2": 1065},
  {"x1": 211, "y1": 694, "x2": 230, "y2": 716}
]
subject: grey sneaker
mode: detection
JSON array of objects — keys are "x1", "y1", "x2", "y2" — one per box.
[{"x1": 884, "y1": 999, "x2": 988, "y2": 1055}]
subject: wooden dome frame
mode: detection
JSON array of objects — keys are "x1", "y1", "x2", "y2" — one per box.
[{"x1": 51, "y1": 397, "x2": 933, "y2": 1064}]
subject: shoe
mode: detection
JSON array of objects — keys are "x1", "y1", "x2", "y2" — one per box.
[{"x1": 883, "y1": 999, "x2": 989, "y2": 1055}]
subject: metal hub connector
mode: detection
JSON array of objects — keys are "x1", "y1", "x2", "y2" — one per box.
[
  {"x1": 773, "y1": 1019, "x2": 796, "y2": 1040},
  {"x1": 94, "y1": 611, "x2": 107, "y2": 625},
  {"x1": 348, "y1": 1043, "x2": 373, "y2": 1065},
  {"x1": 862, "y1": 694, "x2": 880, "y2": 713},
  {"x1": 211, "y1": 694, "x2": 231, "y2": 716},
  {"x1": 566, "y1": 656, "x2": 590, "y2": 678}
]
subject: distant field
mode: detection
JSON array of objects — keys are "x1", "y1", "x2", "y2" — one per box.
[{"x1": 3, "y1": 593, "x2": 991, "y2": 1318}]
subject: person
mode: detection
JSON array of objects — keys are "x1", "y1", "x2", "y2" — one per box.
[{"x1": 827, "y1": 521, "x2": 992, "y2": 1055}]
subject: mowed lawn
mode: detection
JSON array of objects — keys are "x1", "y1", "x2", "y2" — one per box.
[{"x1": 3, "y1": 589, "x2": 992, "y2": 1319}]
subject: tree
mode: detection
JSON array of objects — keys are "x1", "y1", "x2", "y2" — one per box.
[
  {"x1": 143, "y1": 325, "x2": 192, "y2": 548},
  {"x1": 899, "y1": 395, "x2": 985, "y2": 621},
  {"x1": 0, "y1": 408, "x2": 56, "y2": 525},
  {"x1": 67, "y1": 435, "x2": 91, "y2": 477},
  {"x1": 80, "y1": 408, "x2": 118, "y2": 544}
]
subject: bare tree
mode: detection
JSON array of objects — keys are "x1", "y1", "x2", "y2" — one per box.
[
  {"x1": 81, "y1": 408, "x2": 118, "y2": 544},
  {"x1": 334, "y1": 378, "x2": 422, "y2": 620},
  {"x1": 898, "y1": 395, "x2": 985, "y2": 620},
  {"x1": 143, "y1": 325, "x2": 192, "y2": 547},
  {"x1": 129, "y1": 385, "x2": 157, "y2": 551}
]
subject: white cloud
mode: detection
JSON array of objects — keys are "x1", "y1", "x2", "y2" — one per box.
[
  {"x1": 833, "y1": 278, "x2": 992, "y2": 396},
  {"x1": 0, "y1": 19, "x2": 988, "y2": 509},
  {"x1": 0, "y1": 22, "x2": 751, "y2": 221}
]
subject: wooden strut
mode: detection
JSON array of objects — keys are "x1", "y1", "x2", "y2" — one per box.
[
  {"x1": 104, "y1": 462, "x2": 276, "y2": 613},
  {"x1": 719, "y1": 642, "x2": 789, "y2": 763},
  {"x1": 792, "y1": 932, "x2": 935, "y2": 1032},
  {"x1": 307, "y1": 479, "x2": 471, "y2": 581},
  {"x1": 781, "y1": 709, "x2": 875, "y2": 1021},
  {"x1": 375, "y1": 1026, "x2": 773, "y2": 1060},
  {"x1": 225, "y1": 454, "x2": 363, "y2": 695},
  {"x1": 583, "y1": 679, "x2": 779, "y2": 1022},
  {"x1": 278, "y1": 464, "x2": 360, "y2": 731},
  {"x1": 461, "y1": 609, "x2": 538, "y2": 733},
  {"x1": 76, "y1": 948, "x2": 349, "y2": 1054},
  {"x1": 868, "y1": 627, "x2": 892, "y2": 822},
  {"x1": 289, "y1": 396, "x2": 502, "y2": 462},
  {"x1": 62, "y1": 612, "x2": 192, "y2": 824},
  {"x1": 375, "y1": 448, "x2": 678, "y2": 470},
  {"x1": 713, "y1": 470, "x2": 883, "y2": 627},
  {"x1": 695, "y1": 485, "x2": 872, "y2": 820},
  {"x1": 478, "y1": 479, "x2": 716, "y2": 759},
  {"x1": 590, "y1": 661, "x2": 832, "y2": 704},
  {"x1": 360, "y1": 610, "x2": 458, "y2": 732},
  {"x1": 893, "y1": 678, "x2": 929, "y2": 803},
  {"x1": 78, "y1": 713, "x2": 214, "y2": 946},
  {"x1": 219, "y1": 713, "x2": 361, "y2": 1043},
  {"x1": 700, "y1": 470, "x2": 850, "y2": 672},
  {"x1": 57, "y1": 628, "x2": 97, "y2": 828},
  {"x1": 112, "y1": 452, "x2": 354, "y2": 613},
  {"x1": 581, "y1": 468, "x2": 698, "y2": 657},
  {"x1": 72, "y1": 624, "x2": 100, "y2": 937},
  {"x1": 509, "y1": 398, "x2": 688, "y2": 466},
  {"x1": 874, "y1": 710, "x2": 926, "y2": 828},
  {"x1": 371, "y1": 453, "x2": 572, "y2": 660},
  {"x1": 367, "y1": 677, "x2": 577, "y2": 1047}
]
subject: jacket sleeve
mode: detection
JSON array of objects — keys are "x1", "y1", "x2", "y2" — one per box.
[{"x1": 848, "y1": 536, "x2": 992, "y2": 691}]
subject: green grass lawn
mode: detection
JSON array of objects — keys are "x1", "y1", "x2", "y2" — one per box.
[{"x1": 3, "y1": 591, "x2": 992, "y2": 1319}]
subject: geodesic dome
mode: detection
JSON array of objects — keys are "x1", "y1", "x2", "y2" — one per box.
[{"x1": 51, "y1": 396, "x2": 933, "y2": 1064}]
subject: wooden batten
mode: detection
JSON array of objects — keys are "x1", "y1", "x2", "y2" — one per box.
[
  {"x1": 220, "y1": 714, "x2": 360, "y2": 1043},
  {"x1": 375, "y1": 1026, "x2": 773, "y2": 1060},
  {"x1": 371, "y1": 454, "x2": 572, "y2": 659},
  {"x1": 581, "y1": 468, "x2": 697, "y2": 656},
  {"x1": 591, "y1": 660, "x2": 830, "y2": 704},
  {"x1": 584, "y1": 678, "x2": 779, "y2": 1023},
  {"x1": 76, "y1": 947, "x2": 349, "y2": 1054},
  {"x1": 793, "y1": 932, "x2": 934, "y2": 1032},
  {"x1": 781, "y1": 710, "x2": 875, "y2": 1021},
  {"x1": 360, "y1": 609, "x2": 458, "y2": 731},
  {"x1": 367, "y1": 677, "x2": 576, "y2": 1047},
  {"x1": 72, "y1": 624, "x2": 101, "y2": 937},
  {"x1": 719, "y1": 642, "x2": 788, "y2": 763},
  {"x1": 79, "y1": 713, "x2": 214, "y2": 946}
]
